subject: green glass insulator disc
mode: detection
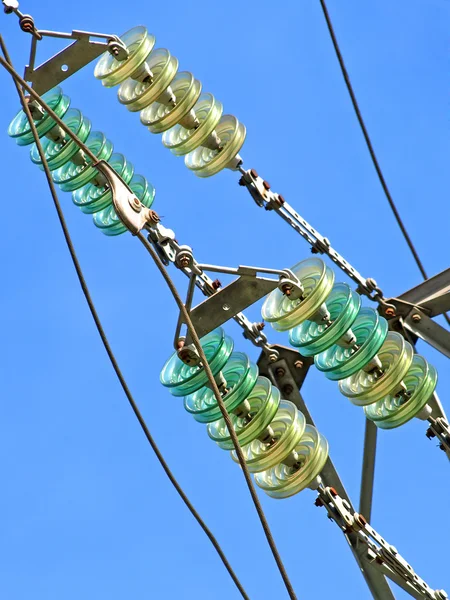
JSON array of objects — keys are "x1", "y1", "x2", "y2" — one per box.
[
  {"x1": 118, "y1": 48, "x2": 179, "y2": 112},
  {"x1": 8, "y1": 87, "x2": 70, "y2": 146},
  {"x1": 52, "y1": 131, "x2": 114, "y2": 192},
  {"x1": 72, "y1": 153, "x2": 134, "y2": 214},
  {"x1": 160, "y1": 328, "x2": 234, "y2": 397},
  {"x1": 140, "y1": 71, "x2": 202, "y2": 133},
  {"x1": 183, "y1": 352, "x2": 258, "y2": 423},
  {"x1": 207, "y1": 376, "x2": 280, "y2": 450},
  {"x1": 364, "y1": 355, "x2": 437, "y2": 429},
  {"x1": 339, "y1": 332, "x2": 414, "y2": 406},
  {"x1": 185, "y1": 114, "x2": 246, "y2": 177},
  {"x1": 30, "y1": 108, "x2": 91, "y2": 171},
  {"x1": 231, "y1": 400, "x2": 306, "y2": 473},
  {"x1": 315, "y1": 308, "x2": 388, "y2": 380},
  {"x1": 93, "y1": 173, "x2": 155, "y2": 236},
  {"x1": 94, "y1": 26, "x2": 156, "y2": 87},
  {"x1": 162, "y1": 93, "x2": 223, "y2": 156},
  {"x1": 255, "y1": 425, "x2": 328, "y2": 499},
  {"x1": 290, "y1": 283, "x2": 360, "y2": 356},
  {"x1": 261, "y1": 258, "x2": 335, "y2": 332}
]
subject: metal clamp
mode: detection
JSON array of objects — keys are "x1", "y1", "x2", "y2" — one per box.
[{"x1": 94, "y1": 160, "x2": 159, "y2": 235}]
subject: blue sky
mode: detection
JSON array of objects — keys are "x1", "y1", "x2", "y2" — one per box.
[{"x1": 0, "y1": 1, "x2": 449, "y2": 598}]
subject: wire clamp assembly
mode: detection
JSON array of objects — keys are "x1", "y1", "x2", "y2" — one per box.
[{"x1": 94, "y1": 160, "x2": 158, "y2": 235}]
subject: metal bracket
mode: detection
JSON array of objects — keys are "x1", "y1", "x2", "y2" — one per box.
[
  {"x1": 22, "y1": 29, "x2": 126, "y2": 94},
  {"x1": 182, "y1": 266, "x2": 282, "y2": 342},
  {"x1": 397, "y1": 268, "x2": 450, "y2": 317},
  {"x1": 316, "y1": 487, "x2": 448, "y2": 600},
  {"x1": 94, "y1": 160, "x2": 159, "y2": 235},
  {"x1": 383, "y1": 298, "x2": 450, "y2": 359}
]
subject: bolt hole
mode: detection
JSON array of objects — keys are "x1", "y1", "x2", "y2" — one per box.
[{"x1": 61, "y1": 64, "x2": 69, "y2": 72}]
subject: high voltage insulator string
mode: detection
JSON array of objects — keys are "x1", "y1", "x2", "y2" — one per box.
[
  {"x1": 160, "y1": 328, "x2": 328, "y2": 499},
  {"x1": 1, "y1": 49, "x2": 300, "y2": 600},
  {"x1": 0, "y1": 44, "x2": 252, "y2": 600},
  {"x1": 262, "y1": 258, "x2": 437, "y2": 429},
  {"x1": 94, "y1": 26, "x2": 246, "y2": 178},
  {"x1": 8, "y1": 85, "x2": 155, "y2": 236},
  {"x1": 2, "y1": 7, "x2": 450, "y2": 598},
  {"x1": 318, "y1": 0, "x2": 450, "y2": 328}
]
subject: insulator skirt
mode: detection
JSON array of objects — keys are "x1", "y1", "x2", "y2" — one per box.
[{"x1": 162, "y1": 331, "x2": 329, "y2": 498}]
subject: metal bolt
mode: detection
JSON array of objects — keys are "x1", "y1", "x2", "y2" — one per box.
[
  {"x1": 256, "y1": 322, "x2": 265, "y2": 331},
  {"x1": 437, "y1": 590, "x2": 448, "y2": 600},
  {"x1": 283, "y1": 384, "x2": 294, "y2": 395},
  {"x1": 294, "y1": 360, "x2": 303, "y2": 369},
  {"x1": 263, "y1": 180, "x2": 271, "y2": 190},
  {"x1": 128, "y1": 196, "x2": 141, "y2": 212},
  {"x1": 269, "y1": 353, "x2": 278, "y2": 363},
  {"x1": 19, "y1": 15, "x2": 35, "y2": 33},
  {"x1": 212, "y1": 279, "x2": 222, "y2": 290},
  {"x1": 412, "y1": 313, "x2": 421, "y2": 323},
  {"x1": 385, "y1": 307, "x2": 396, "y2": 317},
  {"x1": 250, "y1": 168, "x2": 258, "y2": 179},
  {"x1": 355, "y1": 513, "x2": 368, "y2": 528},
  {"x1": 179, "y1": 256, "x2": 190, "y2": 268},
  {"x1": 389, "y1": 545, "x2": 398, "y2": 555},
  {"x1": 275, "y1": 367, "x2": 285, "y2": 378},
  {"x1": 314, "y1": 497, "x2": 323, "y2": 507},
  {"x1": 277, "y1": 194, "x2": 285, "y2": 206},
  {"x1": 176, "y1": 338, "x2": 185, "y2": 350},
  {"x1": 329, "y1": 487, "x2": 338, "y2": 498}
]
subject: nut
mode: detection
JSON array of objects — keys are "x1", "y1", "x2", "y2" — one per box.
[
  {"x1": 212, "y1": 279, "x2": 222, "y2": 290},
  {"x1": 179, "y1": 256, "x2": 190, "y2": 268},
  {"x1": 385, "y1": 307, "x2": 396, "y2": 317},
  {"x1": 250, "y1": 168, "x2": 258, "y2": 179},
  {"x1": 294, "y1": 360, "x2": 303, "y2": 369},
  {"x1": 411, "y1": 313, "x2": 421, "y2": 323},
  {"x1": 146, "y1": 209, "x2": 160, "y2": 224},
  {"x1": 275, "y1": 367, "x2": 285, "y2": 378},
  {"x1": 283, "y1": 384, "x2": 294, "y2": 395},
  {"x1": 263, "y1": 180, "x2": 271, "y2": 190},
  {"x1": 256, "y1": 322, "x2": 265, "y2": 331}
]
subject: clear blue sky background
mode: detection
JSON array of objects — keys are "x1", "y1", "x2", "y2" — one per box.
[{"x1": 0, "y1": 1, "x2": 449, "y2": 598}]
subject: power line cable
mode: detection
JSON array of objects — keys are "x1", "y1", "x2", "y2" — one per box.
[
  {"x1": 1, "y1": 37, "x2": 298, "y2": 600},
  {"x1": 136, "y1": 232, "x2": 298, "y2": 600},
  {"x1": 0, "y1": 37, "x2": 251, "y2": 600},
  {"x1": 318, "y1": 0, "x2": 450, "y2": 327}
]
